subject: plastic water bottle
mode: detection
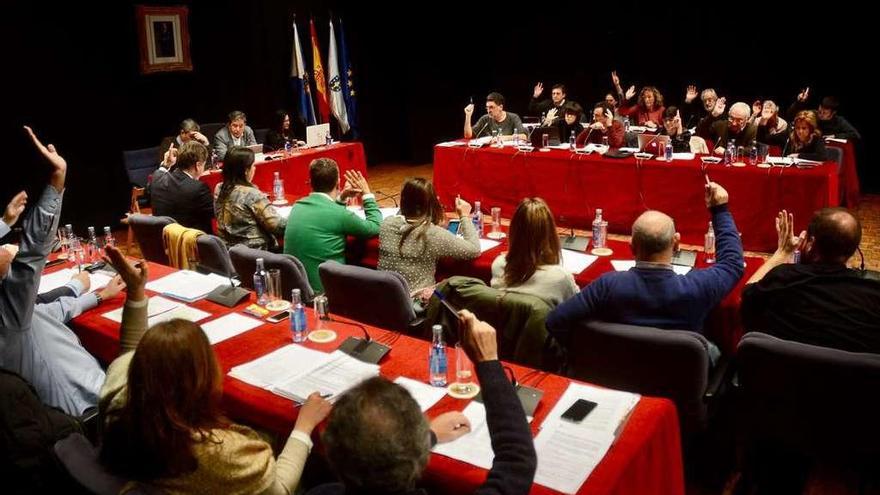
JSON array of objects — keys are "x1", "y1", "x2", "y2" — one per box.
[
  {"x1": 724, "y1": 139, "x2": 735, "y2": 166},
  {"x1": 290, "y1": 288, "x2": 307, "y2": 342},
  {"x1": 254, "y1": 258, "x2": 269, "y2": 306},
  {"x1": 472, "y1": 201, "x2": 484, "y2": 237},
  {"x1": 665, "y1": 140, "x2": 674, "y2": 161},
  {"x1": 325, "y1": 131, "x2": 332, "y2": 146},
  {"x1": 429, "y1": 324, "x2": 448, "y2": 387},
  {"x1": 273, "y1": 171, "x2": 284, "y2": 202},
  {"x1": 284, "y1": 140, "x2": 292, "y2": 155},
  {"x1": 705, "y1": 222, "x2": 716, "y2": 264},
  {"x1": 86, "y1": 226, "x2": 100, "y2": 262},
  {"x1": 592, "y1": 209, "x2": 607, "y2": 249},
  {"x1": 540, "y1": 111, "x2": 546, "y2": 126},
  {"x1": 623, "y1": 116, "x2": 631, "y2": 133},
  {"x1": 102, "y1": 226, "x2": 115, "y2": 248},
  {"x1": 748, "y1": 140, "x2": 758, "y2": 166},
  {"x1": 513, "y1": 131, "x2": 520, "y2": 147},
  {"x1": 569, "y1": 130, "x2": 577, "y2": 150}
]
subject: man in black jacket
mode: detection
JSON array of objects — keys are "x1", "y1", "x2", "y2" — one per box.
[
  {"x1": 150, "y1": 141, "x2": 214, "y2": 234},
  {"x1": 308, "y1": 310, "x2": 537, "y2": 495}
]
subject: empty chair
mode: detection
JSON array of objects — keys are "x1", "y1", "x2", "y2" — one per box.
[
  {"x1": 198, "y1": 122, "x2": 225, "y2": 147},
  {"x1": 54, "y1": 433, "x2": 126, "y2": 495},
  {"x1": 229, "y1": 245, "x2": 314, "y2": 303},
  {"x1": 566, "y1": 321, "x2": 728, "y2": 435},
  {"x1": 122, "y1": 146, "x2": 161, "y2": 190},
  {"x1": 253, "y1": 128, "x2": 269, "y2": 145},
  {"x1": 196, "y1": 234, "x2": 235, "y2": 277},
  {"x1": 319, "y1": 260, "x2": 422, "y2": 333},
  {"x1": 128, "y1": 214, "x2": 176, "y2": 265}
]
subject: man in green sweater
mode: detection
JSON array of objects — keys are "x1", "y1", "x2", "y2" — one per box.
[{"x1": 284, "y1": 158, "x2": 381, "y2": 292}]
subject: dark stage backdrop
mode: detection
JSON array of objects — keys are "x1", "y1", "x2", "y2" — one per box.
[{"x1": 4, "y1": 0, "x2": 872, "y2": 232}]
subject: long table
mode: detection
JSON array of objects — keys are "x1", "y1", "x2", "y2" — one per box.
[
  {"x1": 67, "y1": 261, "x2": 685, "y2": 495},
  {"x1": 200, "y1": 142, "x2": 368, "y2": 194},
  {"x1": 433, "y1": 144, "x2": 839, "y2": 252},
  {"x1": 348, "y1": 228, "x2": 763, "y2": 355}
]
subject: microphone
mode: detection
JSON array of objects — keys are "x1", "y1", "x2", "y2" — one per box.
[
  {"x1": 472, "y1": 118, "x2": 491, "y2": 139},
  {"x1": 336, "y1": 317, "x2": 390, "y2": 364}
]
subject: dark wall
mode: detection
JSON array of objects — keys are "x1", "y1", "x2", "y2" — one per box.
[{"x1": 5, "y1": 0, "x2": 872, "y2": 232}]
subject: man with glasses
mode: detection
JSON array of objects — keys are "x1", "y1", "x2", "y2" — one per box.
[{"x1": 710, "y1": 102, "x2": 757, "y2": 155}]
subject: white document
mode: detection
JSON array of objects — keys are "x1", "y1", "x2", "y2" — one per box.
[
  {"x1": 478, "y1": 238, "x2": 500, "y2": 253},
  {"x1": 610, "y1": 259, "x2": 691, "y2": 275},
  {"x1": 548, "y1": 143, "x2": 574, "y2": 150},
  {"x1": 38, "y1": 268, "x2": 113, "y2": 295},
  {"x1": 533, "y1": 423, "x2": 616, "y2": 494},
  {"x1": 346, "y1": 206, "x2": 400, "y2": 220},
  {"x1": 394, "y1": 376, "x2": 447, "y2": 412},
  {"x1": 145, "y1": 270, "x2": 229, "y2": 302},
  {"x1": 101, "y1": 295, "x2": 211, "y2": 327},
  {"x1": 659, "y1": 152, "x2": 695, "y2": 161},
  {"x1": 618, "y1": 147, "x2": 641, "y2": 153},
  {"x1": 432, "y1": 401, "x2": 494, "y2": 469},
  {"x1": 272, "y1": 350, "x2": 380, "y2": 403},
  {"x1": 275, "y1": 205, "x2": 293, "y2": 218},
  {"x1": 560, "y1": 250, "x2": 598, "y2": 274},
  {"x1": 767, "y1": 156, "x2": 794, "y2": 166},
  {"x1": 201, "y1": 313, "x2": 264, "y2": 345},
  {"x1": 436, "y1": 140, "x2": 468, "y2": 147},
  {"x1": 229, "y1": 344, "x2": 331, "y2": 390},
  {"x1": 825, "y1": 137, "x2": 848, "y2": 144},
  {"x1": 531, "y1": 383, "x2": 639, "y2": 493}
]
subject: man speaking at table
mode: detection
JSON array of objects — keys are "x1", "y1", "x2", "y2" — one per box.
[{"x1": 464, "y1": 92, "x2": 528, "y2": 141}]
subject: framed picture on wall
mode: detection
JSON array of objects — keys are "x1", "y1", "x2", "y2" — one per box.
[{"x1": 136, "y1": 5, "x2": 193, "y2": 74}]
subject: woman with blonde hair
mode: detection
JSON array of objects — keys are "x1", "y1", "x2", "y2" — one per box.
[
  {"x1": 786, "y1": 110, "x2": 828, "y2": 161},
  {"x1": 490, "y1": 198, "x2": 578, "y2": 306}
]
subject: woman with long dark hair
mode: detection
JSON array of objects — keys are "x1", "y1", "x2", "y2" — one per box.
[
  {"x1": 378, "y1": 178, "x2": 480, "y2": 294},
  {"x1": 264, "y1": 110, "x2": 304, "y2": 152},
  {"x1": 619, "y1": 86, "x2": 666, "y2": 129},
  {"x1": 214, "y1": 147, "x2": 286, "y2": 250},
  {"x1": 99, "y1": 246, "x2": 330, "y2": 494},
  {"x1": 490, "y1": 198, "x2": 578, "y2": 306}
]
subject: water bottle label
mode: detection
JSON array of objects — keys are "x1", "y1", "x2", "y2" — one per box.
[{"x1": 292, "y1": 307, "x2": 307, "y2": 332}]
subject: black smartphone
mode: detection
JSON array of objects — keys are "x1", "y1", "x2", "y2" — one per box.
[
  {"x1": 266, "y1": 311, "x2": 289, "y2": 323},
  {"x1": 561, "y1": 399, "x2": 598, "y2": 423},
  {"x1": 447, "y1": 219, "x2": 461, "y2": 234}
]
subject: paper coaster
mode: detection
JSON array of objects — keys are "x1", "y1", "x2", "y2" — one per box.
[
  {"x1": 486, "y1": 231, "x2": 506, "y2": 240},
  {"x1": 591, "y1": 247, "x2": 613, "y2": 256},
  {"x1": 265, "y1": 300, "x2": 291, "y2": 312},
  {"x1": 731, "y1": 162, "x2": 746, "y2": 168},
  {"x1": 271, "y1": 199, "x2": 289, "y2": 206},
  {"x1": 539, "y1": 148, "x2": 551, "y2": 152},
  {"x1": 757, "y1": 163, "x2": 771, "y2": 168},
  {"x1": 308, "y1": 329, "x2": 337, "y2": 343},
  {"x1": 447, "y1": 383, "x2": 481, "y2": 399}
]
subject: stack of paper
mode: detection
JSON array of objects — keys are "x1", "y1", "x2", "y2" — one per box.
[
  {"x1": 346, "y1": 206, "x2": 400, "y2": 220},
  {"x1": 436, "y1": 141, "x2": 468, "y2": 147},
  {"x1": 145, "y1": 270, "x2": 233, "y2": 302},
  {"x1": 611, "y1": 259, "x2": 691, "y2": 275},
  {"x1": 532, "y1": 383, "x2": 640, "y2": 494},
  {"x1": 200, "y1": 313, "x2": 264, "y2": 344},
  {"x1": 229, "y1": 347, "x2": 379, "y2": 403},
  {"x1": 433, "y1": 401, "x2": 494, "y2": 469},
  {"x1": 39, "y1": 268, "x2": 114, "y2": 295},
  {"x1": 394, "y1": 376, "x2": 447, "y2": 412},
  {"x1": 101, "y1": 295, "x2": 211, "y2": 327},
  {"x1": 478, "y1": 238, "x2": 500, "y2": 253},
  {"x1": 560, "y1": 250, "x2": 598, "y2": 274}
]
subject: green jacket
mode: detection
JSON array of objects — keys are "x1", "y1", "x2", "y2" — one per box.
[{"x1": 283, "y1": 193, "x2": 381, "y2": 292}]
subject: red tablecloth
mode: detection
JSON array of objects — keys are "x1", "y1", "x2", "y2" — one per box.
[
  {"x1": 433, "y1": 144, "x2": 839, "y2": 252},
  {"x1": 200, "y1": 142, "x2": 368, "y2": 194},
  {"x1": 348, "y1": 231, "x2": 762, "y2": 354},
  {"x1": 827, "y1": 140, "x2": 860, "y2": 208},
  {"x1": 68, "y1": 262, "x2": 684, "y2": 495}
]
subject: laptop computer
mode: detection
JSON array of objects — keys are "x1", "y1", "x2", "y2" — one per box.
[
  {"x1": 530, "y1": 126, "x2": 561, "y2": 148},
  {"x1": 637, "y1": 133, "x2": 670, "y2": 154},
  {"x1": 306, "y1": 123, "x2": 331, "y2": 147}
]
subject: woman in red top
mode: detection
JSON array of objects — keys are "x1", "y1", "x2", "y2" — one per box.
[{"x1": 619, "y1": 86, "x2": 666, "y2": 129}]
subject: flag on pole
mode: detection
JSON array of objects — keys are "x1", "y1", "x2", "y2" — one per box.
[
  {"x1": 290, "y1": 19, "x2": 316, "y2": 126},
  {"x1": 327, "y1": 19, "x2": 350, "y2": 134},
  {"x1": 310, "y1": 19, "x2": 330, "y2": 124},
  {"x1": 338, "y1": 19, "x2": 358, "y2": 138}
]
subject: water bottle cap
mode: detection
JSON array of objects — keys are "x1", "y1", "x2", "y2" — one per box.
[
  {"x1": 432, "y1": 324, "x2": 443, "y2": 333},
  {"x1": 596, "y1": 208, "x2": 603, "y2": 215}
]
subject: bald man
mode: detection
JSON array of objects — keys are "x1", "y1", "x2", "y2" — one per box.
[
  {"x1": 710, "y1": 102, "x2": 758, "y2": 155},
  {"x1": 741, "y1": 208, "x2": 880, "y2": 353},
  {"x1": 546, "y1": 182, "x2": 744, "y2": 358}
]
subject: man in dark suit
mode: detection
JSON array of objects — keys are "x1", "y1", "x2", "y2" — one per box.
[
  {"x1": 156, "y1": 118, "x2": 210, "y2": 168},
  {"x1": 151, "y1": 141, "x2": 214, "y2": 234},
  {"x1": 213, "y1": 110, "x2": 257, "y2": 161}
]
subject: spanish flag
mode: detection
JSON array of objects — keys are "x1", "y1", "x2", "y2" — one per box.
[{"x1": 310, "y1": 19, "x2": 330, "y2": 124}]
